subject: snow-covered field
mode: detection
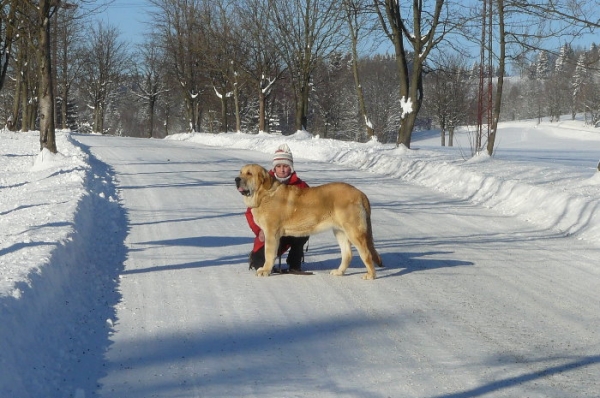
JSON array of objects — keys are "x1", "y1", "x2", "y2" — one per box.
[{"x1": 1, "y1": 118, "x2": 599, "y2": 397}]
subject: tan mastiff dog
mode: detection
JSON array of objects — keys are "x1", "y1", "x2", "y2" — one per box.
[{"x1": 235, "y1": 164, "x2": 383, "y2": 279}]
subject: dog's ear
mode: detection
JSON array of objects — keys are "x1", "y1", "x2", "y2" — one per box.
[{"x1": 258, "y1": 165, "x2": 275, "y2": 190}]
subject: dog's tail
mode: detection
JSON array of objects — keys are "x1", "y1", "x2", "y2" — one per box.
[{"x1": 362, "y1": 194, "x2": 383, "y2": 268}]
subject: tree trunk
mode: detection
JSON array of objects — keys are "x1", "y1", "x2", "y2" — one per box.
[
  {"x1": 8, "y1": 49, "x2": 23, "y2": 131},
  {"x1": 345, "y1": 1, "x2": 374, "y2": 140},
  {"x1": 440, "y1": 116, "x2": 446, "y2": 146},
  {"x1": 449, "y1": 126, "x2": 455, "y2": 147},
  {"x1": 389, "y1": 5, "x2": 412, "y2": 148},
  {"x1": 94, "y1": 102, "x2": 104, "y2": 134},
  {"x1": 61, "y1": 87, "x2": 69, "y2": 129},
  {"x1": 60, "y1": 28, "x2": 69, "y2": 130},
  {"x1": 219, "y1": 93, "x2": 228, "y2": 133},
  {"x1": 0, "y1": 1, "x2": 16, "y2": 93},
  {"x1": 164, "y1": 104, "x2": 170, "y2": 136},
  {"x1": 38, "y1": 0, "x2": 57, "y2": 153},
  {"x1": 148, "y1": 96, "x2": 156, "y2": 138},
  {"x1": 351, "y1": 51, "x2": 374, "y2": 140},
  {"x1": 398, "y1": 111, "x2": 417, "y2": 147},
  {"x1": 233, "y1": 71, "x2": 241, "y2": 133},
  {"x1": 21, "y1": 79, "x2": 31, "y2": 131},
  {"x1": 8, "y1": 80, "x2": 20, "y2": 131},
  {"x1": 184, "y1": 94, "x2": 200, "y2": 132},
  {"x1": 487, "y1": 0, "x2": 505, "y2": 156},
  {"x1": 185, "y1": 98, "x2": 194, "y2": 132},
  {"x1": 195, "y1": 100, "x2": 202, "y2": 132},
  {"x1": 397, "y1": 57, "x2": 424, "y2": 148},
  {"x1": 295, "y1": 78, "x2": 310, "y2": 132},
  {"x1": 258, "y1": 86, "x2": 267, "y2": 133},
  {"x1": 376, "y1": 0, "x2": 444, "y2": 149}
]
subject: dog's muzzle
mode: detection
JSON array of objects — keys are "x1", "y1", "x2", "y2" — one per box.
[{"x1": 235, "y1": 177, "x2": 251, "y2": 196}]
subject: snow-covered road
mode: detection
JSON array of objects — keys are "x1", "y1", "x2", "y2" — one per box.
[{"x1": 73, "y1": 134, "x2": 600, "y2": 397}]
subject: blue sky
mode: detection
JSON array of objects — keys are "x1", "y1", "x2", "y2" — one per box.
[
  {"x1": 93, "y1": 0, "x2": 154, "y2": 45},
  {"x1": 91, "y1": 0, "x2": 598, "y2": 60}
]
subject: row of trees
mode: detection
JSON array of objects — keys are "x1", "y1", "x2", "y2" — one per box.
[
  {"x1": 0, "y1": 0, "x2": 72, "y2": 153},
  {"x1": 1, "y1": 0, "x2": 600, "y2": 155},
  {"x1": 514, "y1": 44, "x2": 600, "y2": 126},
  {"x1": 423, "y1": 43, "x2": 600, "y2": 149}
]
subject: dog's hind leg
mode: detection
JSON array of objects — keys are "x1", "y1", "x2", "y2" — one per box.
[
  {"x1": 346, "y1": 230, "x2": 377, "y2": 280},
  {"x1": 330, "y1": 228, "x2": 353, "y2": 277},
  {"x1": 366, "y1": 215, "x2": 383, "y2": 268}
]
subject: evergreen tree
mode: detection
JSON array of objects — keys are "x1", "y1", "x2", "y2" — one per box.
[
  {"x1": 536, "y1": 51, "x2": 550, "y2": 79},
  {"x1": 571, "y1": 53, "x2": 589, "y2": 120}
]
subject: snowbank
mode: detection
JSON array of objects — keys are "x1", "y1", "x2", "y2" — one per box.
[{"x1": 0, "y1": 131, "x2": 127, "y2": 396}]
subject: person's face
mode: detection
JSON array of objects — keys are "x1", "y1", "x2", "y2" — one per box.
[{"x1": 274, "y1": 164, "x2": 292, "y2": 178}]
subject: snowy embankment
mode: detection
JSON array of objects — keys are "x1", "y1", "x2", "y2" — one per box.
[{"x1": 0, "y1": 131, "x2": 126, "y2": 396}]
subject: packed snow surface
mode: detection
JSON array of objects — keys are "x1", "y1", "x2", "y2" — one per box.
[{"x1": 1, "y1": 118, "x2": 599, "y2": 397}]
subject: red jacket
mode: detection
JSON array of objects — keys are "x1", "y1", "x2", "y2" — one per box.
[{"x1": 245, "y1": 170, "x2": 309, "y2": 253}]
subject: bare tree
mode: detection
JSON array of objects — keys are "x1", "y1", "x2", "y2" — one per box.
[
  {"x1": 237, "y1": 0, "x2": 285, "y2": 133},
  {"x1": 426, "y1": 56, "x2": 471, "y2": 146},
  {"x1": 0, "y1": 0, "x2": 18, "y2": 93},
  {"x1": 31, "y1": 0, "x2": 60, "y2": 152},
  {"x1": 373, "y1": 0, "x2": 452, "y2": 148},
  {"x1": 7, "y1": 0, "x2": 98, "y2": 150},
  {"x1": 310, "y1": 52, "x2": 354, "y2": 139},
  {"x1": 78, "y1": 22, "x2": 129, "y2": 134},
  {"x1": 205, "y1": 1, "x2": 240, "y2": 133},
  {"x1": 343, "y1": 0, "x2": 376, "y2": 140},
  {"x1": 9, "y1": 36, "x2": 38, "y2": 132},
  {"x1": 356, "y1": 55, "x2": 400, "y2": 142},
  {"x1": 267, "y1": 0, "x2": 345, "y2": 132},
  {"x1": 150, "y1": 0, "x2": 209, "y2": 132},
  {"x1": 484, "y1": 0, "x2": 504, "y2": 156},
  {"x1": 133, "y1": 41, "x2": 169, "y2": 138},
  {"x1": 6, "y1": 1, "x2": 38, "y2": 132},
  {"x1": 54, "y1": 1, "x2": 83, "y2": 130}
]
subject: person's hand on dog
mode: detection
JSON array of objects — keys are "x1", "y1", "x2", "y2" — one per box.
[{"x1": 259, "y1": 230, "x2": 265, "y2": 242}]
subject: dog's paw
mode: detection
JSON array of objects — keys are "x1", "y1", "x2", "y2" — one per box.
[
  {"x1": 256, "y1": 267, "x2": 271, "y2": 277},
  {"x1": 361, "y1": 273, "x2": 376, "y2": 280},
  {"x1": 330, "y1": 269, "x2": 344, "y2": 276}
]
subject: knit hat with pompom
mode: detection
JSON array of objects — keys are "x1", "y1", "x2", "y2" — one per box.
[{"x1": 272, "y1": 144, "x2": 294, "y2": 172}]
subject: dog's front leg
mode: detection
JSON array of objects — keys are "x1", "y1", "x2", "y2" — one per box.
[{"x1": 257, "y1": 232, "x2": 278, "y2": 277}]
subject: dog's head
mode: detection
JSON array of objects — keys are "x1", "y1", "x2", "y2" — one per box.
[{"x1": 235, "y1": 164, "x2": 275, "y2": 207}]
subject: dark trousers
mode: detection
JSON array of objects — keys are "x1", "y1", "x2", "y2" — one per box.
[{"x1": 249, "y1": 236, "x2": 309, "y2": 270}]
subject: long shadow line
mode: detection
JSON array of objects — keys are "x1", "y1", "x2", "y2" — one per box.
[{"x1": 432, "y1": 355, "x2": 600, "y2": 398}]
